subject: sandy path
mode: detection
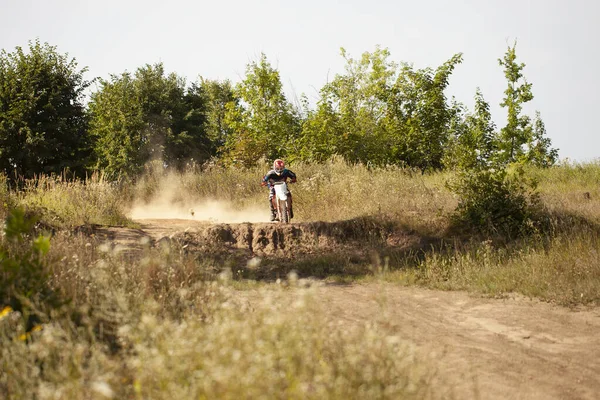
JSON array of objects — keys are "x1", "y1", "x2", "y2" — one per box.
[
  {"x1": 110, "y1": 219, "x2": 600, "y2": 399},
  {"x1": 317, "y1": 284, "x2": 600, "y2": 400}
]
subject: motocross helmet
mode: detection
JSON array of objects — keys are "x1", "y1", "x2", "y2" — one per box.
[{"x1": 273, "y1": 159, "x2": 285, "y2": 175}]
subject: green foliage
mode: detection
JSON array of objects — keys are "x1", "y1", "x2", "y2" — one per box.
[
  {"x1": 298, "y1": 47, "x2": 463, "y2": 169},
  {"x1": 447, "y1": 44, "x2": 557, "y2": 238},
  {"x1": 526, "y1": 111, "x2": 558, "y2": 167},
  {"x1": 497, "y1": 42, "x2": 533, "y2": 164},
  {"x1": 88, "y1": 63, "x2": 212, "y2": 176},
  {"x1": 222, "y1": 54, "x2": 301, "y2": 166},
  {"x1": 0, "y1": 40, "x2": 558, "y2": 177},
  {"x1": 0, "y1": 208, "x2": 61, "y2": 314},
  {"x1": 200, "y1": 78, "x2": 237, "y2": 155},
  {"x1": 497, "y1": 42, "x2": 557, "y2": 166},
  {"x1": 445, "y1": 89, "x2": 498, "y2": 170},
  {"x1": 386, "y1": 53, "x2": 464, "y2": 170},
  {"x1": 315, "y1": 47, "x2": 396, "y2": 165},
  {"x1": 302, "y1": 98, "x2": 338, "y2": 162},
  {"x1": 448, "y1": 167, "x2": 540, "y2": 237},
  {"x1": 0, "y1": 40, "x2": 91, "y2": 179}
]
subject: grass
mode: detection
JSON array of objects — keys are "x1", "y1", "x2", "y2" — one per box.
[
  {"x1": 1, "y1": 159, "x2": 600, "y2": 397},
  {"x1": 1, "y1": 232, "x2": 431, "y2": 399},
  {"x1": 368, "y1": 225, "x2": 600, "y2": 306},
  {"x1": 129, "y1": 158, "x2": 453, "y2": 235},
  {"x1": 1, "y1": 172, "x2": 131, "y2": 228}
]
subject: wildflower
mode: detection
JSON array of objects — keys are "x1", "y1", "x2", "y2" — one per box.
[
  {"x1": 17, "y1": 325, "x2": 43, "y2": 342},
  {"x1": 0, "y1": 306, "x2": 12, "y2": 320}
]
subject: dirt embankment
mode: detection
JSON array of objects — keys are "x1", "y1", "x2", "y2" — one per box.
[
  {"x1": 83, "y1": 217, "x2": 431, "y2": 260},
  {"x1": 171, "y1": 219, "x2": 427, "y2": 257}
]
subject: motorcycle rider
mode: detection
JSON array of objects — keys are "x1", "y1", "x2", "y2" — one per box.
[{"x1": 261, "y1": 159, "x2": 297, "y2": 221}]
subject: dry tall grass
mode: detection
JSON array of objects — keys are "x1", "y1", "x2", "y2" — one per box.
[{"x1": 1, "y1": 232, "x2": 431, "y2": 399}]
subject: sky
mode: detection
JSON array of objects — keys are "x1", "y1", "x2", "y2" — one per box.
[{"x1": 1, "y1": 0, "x2": 598, "y2": 162}]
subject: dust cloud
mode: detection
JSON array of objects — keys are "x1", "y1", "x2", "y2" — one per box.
[{"x1": 128, "y1": 173, "x2": 270, "y2": 223}]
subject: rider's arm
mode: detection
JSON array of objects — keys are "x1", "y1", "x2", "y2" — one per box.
[
  {"x1": 261, "y1": 174, "x2": 269, "y2": 186},
  {"x1": 286, "y1": 170, "x2": 297, "y2": 182},
  {"x1": 262, "y1": 171, "x2": 276, "y2": 186}
]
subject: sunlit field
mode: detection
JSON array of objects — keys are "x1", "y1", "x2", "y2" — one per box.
[{"x1": 1, "y1": 159, "x2": 600, "y2": 398}]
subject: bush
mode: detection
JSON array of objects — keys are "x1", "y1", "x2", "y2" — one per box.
[
  {"x1": 0, "y1": 208, "x2": 63, "y2": 322},
  {"x1": 448, "y1": 167, "x2": 540, "y2": 237}
]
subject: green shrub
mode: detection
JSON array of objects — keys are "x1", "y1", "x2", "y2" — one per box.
[
  {"x1": 0, "y1": 208, "x2": 63, "y2": 317},
  {"x1": 448, "y1": 167, "x2": 540, "y2": 237}
]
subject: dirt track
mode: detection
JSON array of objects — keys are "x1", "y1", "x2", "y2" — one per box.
[
  {"x1": 317, "y1": 284, "x2": 600, "y2": 400},
  {"x1": 98, "y1": 218, "x2": 600, "y2": 399}
]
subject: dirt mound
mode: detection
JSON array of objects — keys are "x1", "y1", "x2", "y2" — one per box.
[
  {"x1": 170, "y1": 218, "x2": 426, "y2": 258},
  {"x1": 76, "y1": 218, "x2": 434, "y2": 278}
]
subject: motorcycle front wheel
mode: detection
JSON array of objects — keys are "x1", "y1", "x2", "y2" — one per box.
[{"x1": 278, "y1": 199, "x2": 289, "y2": 224}]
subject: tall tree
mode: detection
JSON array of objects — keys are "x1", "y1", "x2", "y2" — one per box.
[
  {"x1": 497, "y1": 42, "x2": 534, "y2": 164},
  {"x1": 320, "y1": 47, "x2": 396, "y2": 165},
  {"x1": 498, "y1": 42, "x2": 557, "y2": 166},
  {"x1": 385, "y1": 53, "x2": 463, "y2": 169},
  {"x1": 297, "y1": 48, "x2": 462, "y2": 169},
  {"x1": 0, "y1": 40, "x2": 91, "y2": 178},
  {"x1": 88, "y1": 63, "x2": 211, "y2": 176},
  {"x1": 222, "y1": 54, "x2": 300, "y2": 166},
  {"x1": 448, "y1": 88, "x2": 498, "y2": 170},
  {"x1": 200, "y1": 78, "x2": 237, "y2": 155},
  {"x1": 297, "y1": 93, "x2": 344, "y2": 162}
]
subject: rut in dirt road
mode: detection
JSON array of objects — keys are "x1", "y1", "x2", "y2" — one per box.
[{"x1": 239, "y1": 284, "x2": 600, "y2": 400}]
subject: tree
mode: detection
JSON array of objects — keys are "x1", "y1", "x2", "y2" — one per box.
[
  {"x1": 0, "y1": 40, "x2": 91, "y2": 179},
  {"x1": 221, "y1": 54, "x2": 300, "y2": 166},
  {"x1": 296, "y1": 93, "x2": 344, "y2": 162},
  {"x1": 447, "y1": 90, "x2": 540, "y2": 238},
  {"x1": 88, "y1": 63, "x2": 212, "y2": 176},
  {"x1": 200, "y1": 78, "x2": 237, "y2": 155},
  {"x1": 526, "y1": 111, "x2": 558, "y2": 167},
  {"x1": 319, "y1": 47, "x2": 396, "y2": 165},
  {"x1": 498, "y1": 42, "x2": 557, "y2": 167},
  {"x1": 447, "y1": 89, "x2": 498, "y2": 170},
  {"x1": 385, "y1": 53, "x2": 463, "y2": 170},
  {"x1": 88, "y1": 72, "x2": 145, "y2": 176},
  {"x1": 497, "y1": 42, "x2": 534, "y2": 164},
  {"x1": 296, "y1": 48, "x2": 462, "y2": 169}
]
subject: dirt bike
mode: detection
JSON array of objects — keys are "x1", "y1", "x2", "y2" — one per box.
[{"x1": 271, "y1": 181, "x2": 293, "y2": 224}]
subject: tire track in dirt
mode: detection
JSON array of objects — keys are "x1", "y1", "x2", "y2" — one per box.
[{"x1": 316, "y1": 284, "x2": 600, "y2": 400}]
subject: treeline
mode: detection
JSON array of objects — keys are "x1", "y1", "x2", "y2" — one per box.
[{"x1": 0, "y1": 39, "x2": 557, "y2": 179}]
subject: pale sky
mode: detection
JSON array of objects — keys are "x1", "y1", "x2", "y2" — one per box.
[{"x1": 1, "y1": 0, "x2": 598, "y2": 161}]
